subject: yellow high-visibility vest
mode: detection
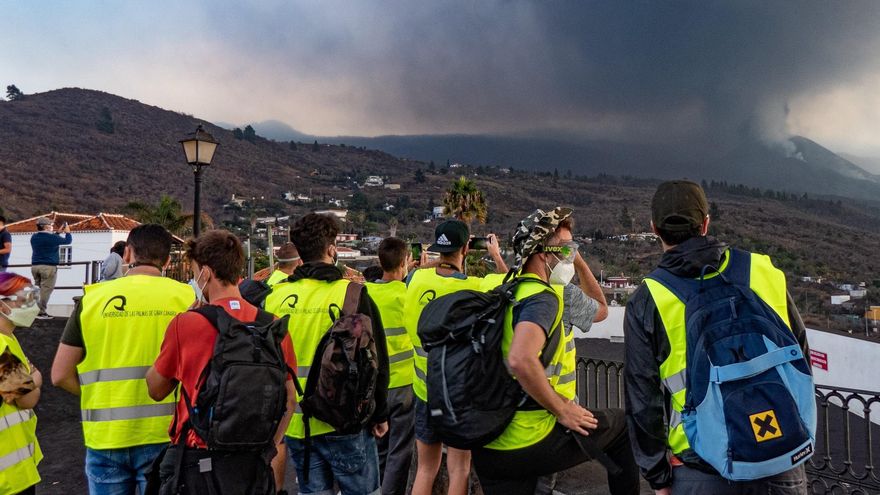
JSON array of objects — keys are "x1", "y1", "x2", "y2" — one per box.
[
  {"x1": 365, "y1": 280, "x2": 413, "y2": 389},
  {"x1": 403, "y1": 268, "x2": 482, "y2": 401},
  {"x1": 266, "y1": 270, "x2": 290, "y2": 287},
  {"x1": 264, "y1": 278, "x2": 350, "y2": 439},
  {"x1": 484, "y1": 274, "x2": 570, "y2": 451},
  {"x1": 645, "y1": 250, "x2": 791, "y2": 455},
  {"x1": 0, "y1": 333, "x2": 42, "y2": 494},
  {"x1": 77, "y1": 275, "x2": 195, "y2": 449}
]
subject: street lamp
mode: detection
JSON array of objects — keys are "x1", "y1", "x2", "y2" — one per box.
[{"x1": 179, "y1": 124, "x2": 219, "y2": 237}]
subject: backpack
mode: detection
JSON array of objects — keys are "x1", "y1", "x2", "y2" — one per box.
[
  {"x1": 300, "y1": 282, "x2": 379, "y2": 435},
  {"x1": 417, "y1": 276, "x2": 559, "y2": 450},
  {"x1": 180, "y1": 305, "x2": 297, "y2": 450},
  {"x1": 239, "y1": 279, "x2": 273, "y2": 308},
  {"x1": 647, "y1": 248, "x2": 816, "y2": 480}
]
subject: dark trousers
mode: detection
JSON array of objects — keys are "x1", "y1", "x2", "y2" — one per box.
[
  {"x1": 472, "y1": 408, "x2": 640, "y2": 495},
  {"x1": 157, "y1": 446, "x2": 275, "y2": 495},
  {"x1": 377, "y1": 386, "x2": 416, "y2": 495},
  {"x1": 16, "y1": 487, "x2": 36, "y2": 495},
  {"x1": 671, "y1": 464, "x2": 807, "y2": 494}
]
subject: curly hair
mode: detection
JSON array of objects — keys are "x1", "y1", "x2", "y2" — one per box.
[
  {"x1": 0, "y1": 273, "x2": 31, "y2": 297},
  {"x1": 290, "y1": 214, "x2": 339, "y2": 263},
  {"x1": 185, "y1": 230, "x2": 245, "y2": 285}
]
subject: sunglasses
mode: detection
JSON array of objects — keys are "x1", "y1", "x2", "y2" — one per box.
[
  {"x1": 541, "y1": 242, "x2": 579, "y2": 262},
  {"x1": 0, "y1": 287, "x2": 40, "y2": 309}
]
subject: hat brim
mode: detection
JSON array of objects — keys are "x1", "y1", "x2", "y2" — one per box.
[{"x1": 427, "y1": 243, "x2": 462, "y2": 253}]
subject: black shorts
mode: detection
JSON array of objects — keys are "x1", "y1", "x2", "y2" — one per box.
[{"x1": 414, "y1": 397, "x2": 441, "y2": 444}]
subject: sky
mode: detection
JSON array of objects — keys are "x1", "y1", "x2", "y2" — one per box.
[{"x1": 4, "y1": 1, "x2": 880, "y2": 158}]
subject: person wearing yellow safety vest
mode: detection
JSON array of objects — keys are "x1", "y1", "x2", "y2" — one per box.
[
  {"x1": 406, "y1": 220, "x2": 508, "y2": 495},
  {"x1": 264, "y1": 213, "x2": 390, "y2": 495},
  {"x1": 471, "y1": 207, "x2": 639, "y2": 495},
  {"x1": 265, "y1": 243, "x2": 302, "y2": 286},
  {"x1": 0, "y1": 273, "x2": 43, "y2": 495},
  {"x1": 624, "y1": 181, "x2": 811, "y2": 495},
  {"x1": 51, "y1": 224, "x2": 195, "y2": 495},
  {"x1": 365, "y1": 237, "x2": 418, "y2": 495}
]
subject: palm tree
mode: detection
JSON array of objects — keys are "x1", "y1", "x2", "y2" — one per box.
[
  {"x1": 442, "y1": 176, "x2": 488, "y2": 224},
  {"x1": 126, "y1": 195, "x2": 212, "y2": 236}
]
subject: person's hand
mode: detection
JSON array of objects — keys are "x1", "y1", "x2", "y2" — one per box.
[
  {"x1": 655, "y1": 488, "x2": 672, "y2": 495},
  {"x1": 372, "y1": 421, "x2": 389, "y2": 438},
  {"x1": 556, "y1": 400, "x2": 598, "y2": 436},
  {"x1": 62, "y1": 223, "x2": 71, "y2": 234},
  {"x1": 29, "y1": 365, "x2": 42, "y2": 389},
  {"x1": 420, "y1": 250, "x2": 428, "y2": 267},
  {"x1": 486, "y1": 233, "x2": 501, "y2": 257}
]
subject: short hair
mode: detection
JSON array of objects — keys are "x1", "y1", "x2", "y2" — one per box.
[
  {"x1": 656, "y1": 220, "x2": 702, "y2": 246},
  {"x1": 377, "y1": 237, "x2": 408, "y2": 272},
  {"x1": 362, "y1": 265, "x2": 384, "y2": 282},
  {"x1": 127, "y1": 224, "x2": 172, "y2": 267},
  {"x1": 276, "y1": 242, "x2": 300, "y2": 269},
  {"x1": 110, "y1": 241, "x2": 127, "y2": 256},
  {"x1": 0, "y1": 215, "x2": 6, "y2": 224},
  {"x1": 185, "y1": 230, "x2": 244, "y2": 285},
  {"x1": 290, "y1": 214, "x2": 339, "y2": 263}
]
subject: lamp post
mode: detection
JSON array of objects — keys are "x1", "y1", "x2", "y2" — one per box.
[{"x1": 179, "y1": 124, "x2": 219, "y2": 238}]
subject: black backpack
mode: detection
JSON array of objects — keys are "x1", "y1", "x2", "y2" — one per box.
[
  {"x1": 417, "y1": 276, "x2": 559, "y2": 450},
  {"x1": 180, "y1": 305, "x2": 299, "y2": 450}
]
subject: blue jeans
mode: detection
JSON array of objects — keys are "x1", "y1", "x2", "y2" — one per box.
[
  {"x1": 85, "y1": 443, "x2": 168, "y2": 495},
  {"x1": 285, "y1": 429, "x2": 380, "y2": 495}
]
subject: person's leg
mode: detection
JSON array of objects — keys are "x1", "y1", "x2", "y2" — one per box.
[
  {"x1": 411, "y1": 441, "x2": 443, "y2": 495},
  {"x1": 323, "y1": 429, "x2": 381, "y2": 495},
  {"x1": 132, "y1": 444, "x2": 168, "y2": 495},
  {"x1": 381, "y1": 387, "x2": 415, "y2": 495},
  {"x1": 30, "y1": 267, "x2": 44, "y2": 312},
  {"x1": 285, "y1": 436, "x2": 335, "y2": 495},
  {"x1": 670, "y1": 464, "x2": 743, "y2": 495},
  {"x1": 587, "y1": 409, "x2": 640, "y2": 495},
  {"x1": 445, "y1": 447, "x2": 471, "y2": 495},
  {"x1": 85, "y1": 447, "x2": 137, "y2": 495},
  {"x1": 751, "y1": 465, "x2": 807, "y2": 495},
  {"x1": 270, "y1": 439, "x2": 288, "y2": 493},
  {"x1": 42, "y1": 265, "x2": 57, "y2": 314}
]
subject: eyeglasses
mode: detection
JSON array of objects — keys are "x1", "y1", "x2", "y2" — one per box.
[
  {"x1": 541, "y1": 242, "x2": 579, "y2": 262},
  {"x1": 0, "y1": 287, "x2": 40, "y2": 309}
]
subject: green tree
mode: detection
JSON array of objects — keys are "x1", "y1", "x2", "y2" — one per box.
[
  {"x1": 428, "y1": 161, "x2": 436, "y2": 174},
  {"x1": 95, "y1": 106, "x2": 115, "y2": 134},
  {"x1": 243, "y1": 125, "x2": 257, "y2": 143},
  {"x1": 619, "y1": 205, "x2": 634, "y2": 232},
  {"x1": 442, "y1": 176, "x2": 488, "y2": 224},
  {"x1": 289, "y1": 140, "x2": 297, "y2": 151},
  {"x1": 125, "y1": 195, "x2": 213, "y2": 236},
  {"x1": 5, "y1": 85, "x2": 23, "y2": 101},
  {"x1": 414, "y1": 168, "x2": 426, "y2": 184},
  {"x1": 233, "y1": 128, "x2": 244, "y2": 140},
  {"x1": 709, "y1": 201, "x2": 722, "y2": 221},
  {"x1": 312, "y1": 140, "x2": 320, "y2": 152}
]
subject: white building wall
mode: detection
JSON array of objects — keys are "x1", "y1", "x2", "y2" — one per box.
[{"x1": 7, "y1": 231, "x2": 123, "y2": 316}]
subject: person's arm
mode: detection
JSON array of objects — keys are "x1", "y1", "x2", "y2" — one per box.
[
  {"x1": 0, "y1": 239, "x2": 10, "y2": 255},
  {"x1": 486, "y1": 234, "x2": 509, "y2": 274},
  {"x1": 574, "y1": 252, "x2": 607, "y2": 322},
  {"x1": 101, "y1": 255, "x2": 119, "y2": 280},
  {"x1": 145, "y1": 367, "x2": 177, "y2": 401},
  {"x1": 358, "y1": 289, "x2": 390, "y2": 428},
  {"x1": 507, "y1": 319, "x2": 598, "y2": 435},
  {"x1": 623, "y1": 287, "x2": 673, "y2": 490},
  {"x1": 51, "y1": 344, "x2": 84, "y2": 395},
  {"x1": 275, "y1": 335, "x2": 297, "y2": 443}
]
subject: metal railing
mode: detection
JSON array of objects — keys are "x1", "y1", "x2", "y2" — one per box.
[
  {"x1": 576, "y1": 357, "x2": 880, "y2": 495},
  {"x1": 7, "y1": 261, "x2": 103, "y2": 289}
]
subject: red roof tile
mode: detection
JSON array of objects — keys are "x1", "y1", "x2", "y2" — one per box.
[{"x1": 7, "y1": 212, "x2": 140, "y2": 233}]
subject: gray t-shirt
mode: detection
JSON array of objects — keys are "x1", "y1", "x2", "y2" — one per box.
[{"x1": 563, "y1": 283, "x2": 599, "y2": 333}]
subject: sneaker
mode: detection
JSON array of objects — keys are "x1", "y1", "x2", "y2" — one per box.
[{"x1": 36, "y1": 312, "x2": 52, "y2": 320}]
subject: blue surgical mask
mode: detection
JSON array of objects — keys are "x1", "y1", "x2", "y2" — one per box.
[{"x1": 188, "y1": 268, "x2": 207, "y2": 303}]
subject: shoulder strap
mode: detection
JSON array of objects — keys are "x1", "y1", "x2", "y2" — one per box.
[
  {"x1": 191, "y1": 304, "x2": 225, "y2": 330},
  {"x1": 253, "y1": 309, "x2": 276, "y2": 326},
  {"x1": 646, "y1": 267, "x2": 699, "y2": 302},
  {"x1": 342, "y1": 282, "x2": 364, "y2": 316},
  {"x1": 724, "y1": 248, "x2": 751, "y2": 287}
]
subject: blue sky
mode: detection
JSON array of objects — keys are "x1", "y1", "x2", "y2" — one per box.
[{"x1": 3, "y1": 1, "x2": 880, "y2": 158}]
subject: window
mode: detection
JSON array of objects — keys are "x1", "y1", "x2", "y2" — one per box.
[{"x1": 58, "y1": 246, "x2": 73, "y2": 269}]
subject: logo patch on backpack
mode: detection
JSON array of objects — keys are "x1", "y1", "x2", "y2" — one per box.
[
  {"x1": 790, "y1": 444, "x2": 813, "y2": 465},
  {"x1": 750, "y1": 409, "x2": 782, "y2": 443}
]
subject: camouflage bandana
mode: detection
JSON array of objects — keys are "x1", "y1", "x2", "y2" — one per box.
[{"x1": 511, "y1": 207, "x2": 574, "y2": 270}]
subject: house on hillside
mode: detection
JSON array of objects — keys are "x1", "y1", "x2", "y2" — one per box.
[
  {"x1": 384, "y1": 183, "x2": 401, "y2": 190},
  {"x1": 337, "y1": 246, "x2": 362, "y2": 259},
  {"x1": 364, "y1": 176, "x2": 384, "y2": 187},
  {"x1": 5, "y1": 212, "x2": 142, "y2": 316},
  {"x1": 432, "y1": 206, "x2": 445, "y2": 219},
  {"x1": 314, "y1": 209, "x2": 348, "y2": 220}
]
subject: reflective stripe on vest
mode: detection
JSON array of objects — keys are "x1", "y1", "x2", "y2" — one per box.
[
  {"x1": 77, "y1": 275, "x2": 195, "y2": 449},
  {"x1": 366, "y1": 281, "x2": 414, "y2": 388},
  {"x1": 265, "y1": 277, "x2": 351, "y2": 439},
  {"x1": 485, "y1": 275, "x2": 568, "y2": 451},
  {"x1": 645, "y1": 250, "x2": 791, "y2": 455},
  {"x1": 403, "y1": 269, "x2": 483, "y2": 401},
  {"x1": 0, "y1": 334, "x2": 42, "y2": 493}
]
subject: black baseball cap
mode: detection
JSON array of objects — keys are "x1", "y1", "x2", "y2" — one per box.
[
  {"x1": 651, "y1": 180, "x2": 709, "y2": 231},
  {"x1": 428, "y1": 219, "x2": 469, "y2": 253}
]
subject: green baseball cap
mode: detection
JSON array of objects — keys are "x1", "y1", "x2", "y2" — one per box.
[{"x1": 651, "y1": 180, "x2": 709, "y2": 231}]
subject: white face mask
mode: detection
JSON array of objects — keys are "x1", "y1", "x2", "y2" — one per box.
[
  {"x1": 548, "y1": 259, "x2": 576, "y2": 285},
  {"x1": 1, "y1": 301, "x2": 40, "y2": 328},
  {"x1": 188, "y1": 267, "x2": 208, "y2": 303}
]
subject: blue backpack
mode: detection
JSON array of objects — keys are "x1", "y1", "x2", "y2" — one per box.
[{"x1": 647, "y1": 248, "x2": 816, "y2": 480}]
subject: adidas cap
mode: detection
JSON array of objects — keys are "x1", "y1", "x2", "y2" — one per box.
[{"x1": 428, "y1": 219, "x2": 469, "y2": 253}]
